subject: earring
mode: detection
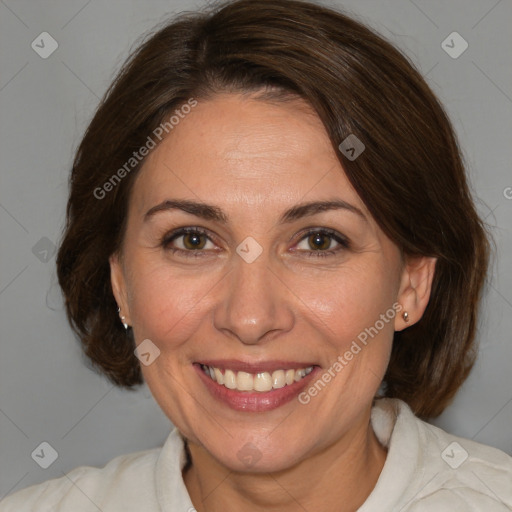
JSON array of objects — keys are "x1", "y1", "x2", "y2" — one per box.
[
  {"x1": 402, "y1": 311, "x2": 409, "y2": 323},
  {"x1": 117, "y1": 306, "x2": 129, "y2": 330}
]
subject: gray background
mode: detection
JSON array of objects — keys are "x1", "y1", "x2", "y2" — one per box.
[{"x1": 1, "y1": 0, "x2": 511, "y2": 498}]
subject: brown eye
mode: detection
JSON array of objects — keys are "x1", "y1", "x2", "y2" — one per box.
[
  {"x1": 162, "y1": 228, "x2": 216, "y2": 253},
  {"x1": 181, "y1": 232, "x2": 208, "y2": 250},
  {"x1": 307, "y1": 232, "x2": 333, "y2": 250},
  {"x1": 294, "y1": 228, "x2": 349, "y2": 257}
]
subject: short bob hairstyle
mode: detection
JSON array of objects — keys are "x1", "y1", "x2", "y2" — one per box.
[{"x1": 56, "y1": 0, "x2": 490, "y2": 418}]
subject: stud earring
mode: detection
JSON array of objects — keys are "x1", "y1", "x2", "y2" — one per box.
[
  {"x1": 117, "y1": 306, "x2": 129, "y2": 330},
  {"x1": 402, "y1": 311, "x2": 409, "y2": 323}
]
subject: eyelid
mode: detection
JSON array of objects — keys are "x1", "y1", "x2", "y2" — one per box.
[
  {"x1": 161, "y1": 226, "x2": 218, "y2": 250},
  {"x1": 161, "y1": 226, "x2": 350, "y2": 256},
  {"x1": 293, "y1": 227, "x2": 350, "y2": 248},
  {"x1": 288, "y1": 229, "x2": 349, "y2": 259}
]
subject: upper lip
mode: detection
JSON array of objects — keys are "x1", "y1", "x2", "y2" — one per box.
[{"x1": 196, "y1": 359, "x2": 318, "y2": 373}]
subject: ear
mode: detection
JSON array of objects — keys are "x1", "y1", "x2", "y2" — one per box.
[
  {"x1": 110, "y1": 252, "x2": 132, "y2": 326},
  {"x1": 395, "y1": 256, "x2": 437, "y2": 331}
]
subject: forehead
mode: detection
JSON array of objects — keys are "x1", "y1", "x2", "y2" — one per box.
[{"x1": 131, "y1": 93, "x2": 369, "y2": 219}]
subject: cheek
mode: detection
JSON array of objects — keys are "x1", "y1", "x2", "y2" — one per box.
[
  {"x1": 126, "y1": 258, "x2": 215, "y2": 346},
  {"x1": 299, "y1": 260, "x2": 399, "y2": 345},
  {"x1": 125, "y1": 246, "x2": 400, "y2": 360}
]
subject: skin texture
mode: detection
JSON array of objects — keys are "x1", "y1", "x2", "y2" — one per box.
[{"x1": 110, "y1": 93, "x2": 436, "y2": 512}]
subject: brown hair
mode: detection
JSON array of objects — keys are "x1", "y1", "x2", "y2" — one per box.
[{"x1": 56, "y1": 0, "x2": 490, "y2": 418}]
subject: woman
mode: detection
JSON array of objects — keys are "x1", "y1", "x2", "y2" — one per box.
[{"x1": 2, "y1": 0, "x2": 511, "y2": 510}]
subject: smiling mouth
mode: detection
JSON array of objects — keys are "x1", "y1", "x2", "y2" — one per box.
[{"x1": 199, "y1": 364, "x2": 315, "y2": 392}]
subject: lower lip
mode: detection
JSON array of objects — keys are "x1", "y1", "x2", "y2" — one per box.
[{"x1": 194, "y1": 364, "x2": 320, "y2": 412}]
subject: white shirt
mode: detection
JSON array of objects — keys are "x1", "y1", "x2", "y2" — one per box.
[{"x1": 1, "y1": 398, "x2": 511, "y2": 511}]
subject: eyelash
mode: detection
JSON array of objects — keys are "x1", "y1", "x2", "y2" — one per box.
[{"x1": 160, "y1": 226, "x2": 350, "y2": 258}]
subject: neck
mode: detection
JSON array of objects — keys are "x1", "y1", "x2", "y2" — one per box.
[{"x1": 182, "y1": 409, "x2": 387, "y2": 512}]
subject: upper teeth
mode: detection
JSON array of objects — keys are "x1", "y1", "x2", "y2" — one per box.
[{"x1": 201, "y1": 365, "x2": 314, "y2": 392}]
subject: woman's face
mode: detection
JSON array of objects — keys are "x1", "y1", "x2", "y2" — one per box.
[{"x1": 111, "y1": 93, "x2": 430, "y2": 472}]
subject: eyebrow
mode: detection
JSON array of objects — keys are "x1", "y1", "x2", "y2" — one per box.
[{"x1": 144, "y1": 199, "x2": 367, "y2": 224}]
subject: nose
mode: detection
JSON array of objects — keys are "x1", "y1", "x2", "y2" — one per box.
[{"x1": 213, "y1": 253, "x2": 294, "y2": 345}]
